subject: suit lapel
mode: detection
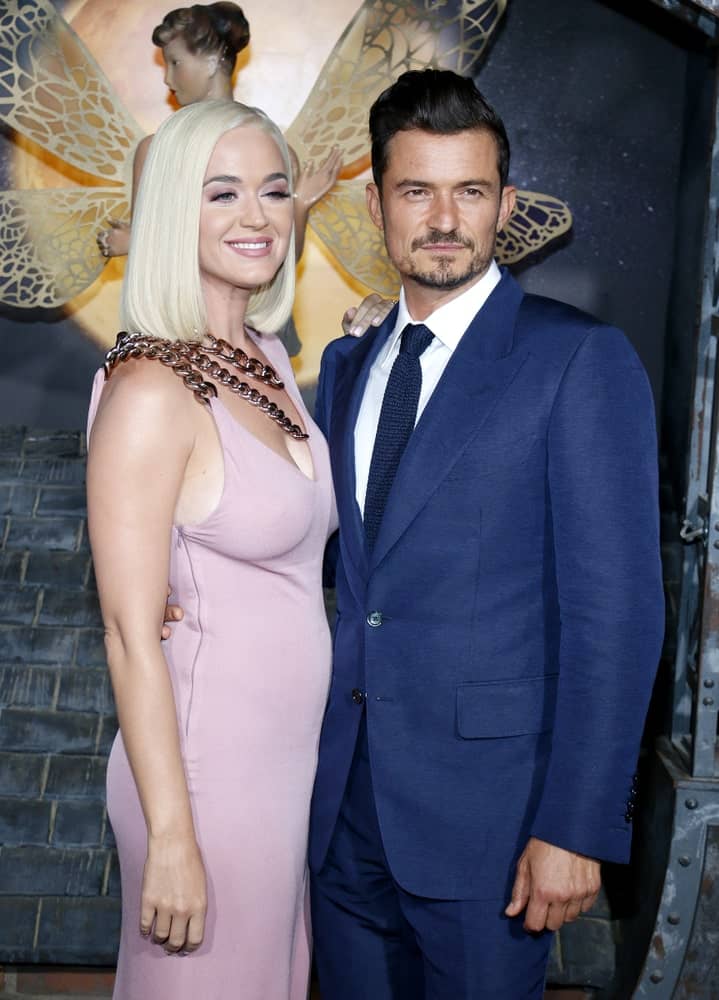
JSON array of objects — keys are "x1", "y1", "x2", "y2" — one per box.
[
  {"x1": 329, "y1": 307, "x2": 398, "y2": 587},
  {"x1": 370, "y1": 271, "x2": 526, "y2": 570}
]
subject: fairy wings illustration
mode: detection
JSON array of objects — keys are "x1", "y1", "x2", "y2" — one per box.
[
  {"x1": 0, "y1": 0, "x2": 141, "y2": 307},
  {"x1": 0, "y1": 0, "x2": 572, "y2": 308}
]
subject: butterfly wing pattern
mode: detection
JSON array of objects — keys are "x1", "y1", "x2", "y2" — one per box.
[
  {"x1": 0, "y1": 0, "x2": 142, "y2": 307},
  {"x1": 287, "y1": 0, "x2": 571, "y2": 295},
  {"x1": 0, "y1": 0, "x2": 570, "y2": 308},
  {"x1": 285, "y1": 0, "x2": 507, "y2": 166},
  {"x1": 499, "y1": 191, "x2": 572, "y2": 264}
]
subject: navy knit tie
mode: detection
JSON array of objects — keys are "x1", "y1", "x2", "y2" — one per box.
[{"x1": 364, "y1": 323, "x2": 434, "y2": 549}]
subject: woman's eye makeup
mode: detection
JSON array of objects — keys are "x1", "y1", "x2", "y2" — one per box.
[
  {"x1": 264, "y1": 188, "x2": 291, "y2": 200},
  {"x1": 210, "y1": 190, "x2": 236, "y2": 202},
  {"x1": 205, "y1": 181, "x2": 291, "y2": 203}
]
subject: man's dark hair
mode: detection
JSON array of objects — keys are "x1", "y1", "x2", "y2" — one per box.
[{"x1": 369, "y1": 68, "x2": 510, "y2": 191}]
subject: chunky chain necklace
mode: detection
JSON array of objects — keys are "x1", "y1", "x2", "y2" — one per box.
[{"x1": 104, "y1": 332, "x2": 309, "y2": 440}]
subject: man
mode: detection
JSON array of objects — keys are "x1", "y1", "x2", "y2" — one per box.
[{"x1": 309, "y1": 69, "x2": 664, "y2": 999}]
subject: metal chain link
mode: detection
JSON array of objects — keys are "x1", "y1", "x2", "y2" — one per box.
[{"x1": 104, "y1": 332, "x2": 309, "y2": 440}]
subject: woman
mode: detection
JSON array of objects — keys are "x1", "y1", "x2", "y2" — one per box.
[
  {"x1": 97, "y1": 2, "x2": 341, "y2": 263},
  {"x1": 87, "y1": 100, "x2": 335, "y2": 1000}
]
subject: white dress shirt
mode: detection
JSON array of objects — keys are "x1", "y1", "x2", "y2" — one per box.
[{"x1": 354, "y1": 260, "x2": 502, "y2": 514}]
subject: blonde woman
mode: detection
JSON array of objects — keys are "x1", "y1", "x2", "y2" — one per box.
[{"x1": 87, "y1": 100, "x2": 336, "y2": 1000}]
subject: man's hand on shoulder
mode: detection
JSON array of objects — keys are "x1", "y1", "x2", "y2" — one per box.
[{"x1": 505, "y1": 836, "x2": 601, "y2": 932}]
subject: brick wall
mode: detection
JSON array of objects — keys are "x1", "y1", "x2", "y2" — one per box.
[{"x1": 0, "y1": 429, "x2": 119, "y2": 965}]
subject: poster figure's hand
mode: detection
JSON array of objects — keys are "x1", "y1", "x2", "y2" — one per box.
[
  {"x1": 342, "y1": 294, "x2": 396, "y2": 337},
  {"x1": 505, "y1": 836, "x2": 601, "y2": 932},
  {"x1": 97, "y1": 218, "x2": 130, "y2": 259},
  {"x1": 294, "y1": 147, "x2": 342, "y2": 208}
]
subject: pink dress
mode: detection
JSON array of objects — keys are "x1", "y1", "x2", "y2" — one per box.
[{"x1": 87, "y1": 332, "x2": 337, "y2": 1000}]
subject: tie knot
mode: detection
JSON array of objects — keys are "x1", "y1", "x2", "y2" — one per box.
[{"x1": 399, "y1": 323, "x2": 433, "y2": 359}]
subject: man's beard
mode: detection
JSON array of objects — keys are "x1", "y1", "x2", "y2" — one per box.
[{"x1": 399, "y1": 229, "x2": 494, "y2": 291}]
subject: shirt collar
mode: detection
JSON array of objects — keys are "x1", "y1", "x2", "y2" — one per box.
[{"x1": 381, "y1": 260, "x2": 502, "y2": 365}]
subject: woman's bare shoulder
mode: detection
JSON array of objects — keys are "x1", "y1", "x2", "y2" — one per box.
[{"x1": 97, "y1": 355, "x2": 200, "y2": 430}]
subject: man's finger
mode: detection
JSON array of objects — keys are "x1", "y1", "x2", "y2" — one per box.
[
  {"x1": 581, "y1": 889, "x2": 600, "y2": 913},
  {"x1": 504, "y1": 860, "x2": 530, "y2": 917},
  {"x1": 563, "y1": 899, "x2": 583, "y2": 924},
  {"x1": 523, "y1": 894, "x2": 550, "y2": 932},
  {"x1": 545, "y1": 901, "x2": 569, "y2": 932}
]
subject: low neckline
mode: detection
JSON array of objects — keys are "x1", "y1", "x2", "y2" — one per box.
[
  {"x1": 208, "y1": 328, "x2": 316, "y2": 482},
  {"x1": 210, "y1": 396, "x2": 317, "y2": 484}
]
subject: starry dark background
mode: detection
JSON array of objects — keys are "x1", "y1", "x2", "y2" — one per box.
[
  {"x1": 480, "y1": 0, "x2": 694, "y2": 413},
  {"x1": 0, "y1": 0, "x2": 711, "y2": 435}
]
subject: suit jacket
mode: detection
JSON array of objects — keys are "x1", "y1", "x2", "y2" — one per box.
[{"x1": 310, "y1": 269, "x2": 665, "y2": 901}]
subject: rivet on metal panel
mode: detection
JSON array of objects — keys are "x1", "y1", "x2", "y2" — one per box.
[
  {"x1": 704, "y1": 678, "x2": 716, "y2": 688},
  {"x1": 650, "y1": 971, "x2": 664, "y2": 984},
  {"x1": 667, "y1": 913, "x2": 681, "y2": 925},
  {"x1": 702, "y1": 697, "x2": 715, "y2": 706},
  {"x1": 685, "y1": 798, "x2": 699, "y2": 810},
  {"x1": 678, "y1": 855, "x2": 692, "y2": 867}
]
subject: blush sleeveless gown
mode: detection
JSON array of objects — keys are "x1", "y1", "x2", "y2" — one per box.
[{"x1": 87, "y1": 332, "x2": 337, "y2": 1000}]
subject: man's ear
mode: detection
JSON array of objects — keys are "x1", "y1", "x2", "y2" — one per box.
[
  {"x1": 207, "y1": 54, "x2": 219, "y2": 77},
  {"x1": 496, "y1": 185, "x2": 516, "y2": 233},
  {"x1": 366, "y1": 183, "x2": 383, "y2": 230}
]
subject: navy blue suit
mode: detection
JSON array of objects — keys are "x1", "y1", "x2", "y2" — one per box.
[{"x1": 310, "y1": 270, "x2": 664, "y2": 997}]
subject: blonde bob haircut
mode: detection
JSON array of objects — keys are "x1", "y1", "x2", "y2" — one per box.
[{"x1": 120, "y1": 100, "x2": 296, "y2": 339}]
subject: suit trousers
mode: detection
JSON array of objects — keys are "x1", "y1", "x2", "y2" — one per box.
[{"x1": 311, "y1": 714, "x2": 553, "y2": 1000}]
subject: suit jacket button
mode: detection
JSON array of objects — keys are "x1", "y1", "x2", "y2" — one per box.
[
  {"x1": 367, "y1": 611, "x2": 383, "y2": 627},
  {"x1": 351, "y1": 688, "x2": 365, "y2": 705}
]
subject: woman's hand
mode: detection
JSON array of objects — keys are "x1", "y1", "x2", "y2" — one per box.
[
  {"x1": 97, "y1": 218, "x2": 130, "y2": 259},
  {"x1": 141, "y1": 833, "x2": 207, "y2": 953},
  {"x1": 294, "y1": 147, "x2": 342, "y2": 209},
  {"x1": 342, "y1": 293, "x2": 396, "y2": 337}
]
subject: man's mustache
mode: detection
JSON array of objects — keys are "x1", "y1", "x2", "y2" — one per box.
[{"x1": 410, "y1": 230, "x2": 474, "y2": 251}]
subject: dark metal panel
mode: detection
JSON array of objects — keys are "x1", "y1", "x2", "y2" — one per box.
[
  {"x1": 672, "y1": 59, "x2": 719, "y2": 777},
  {"x1": 688, "y1": 55, "x2": 719, "y2": 776},
  {"x1": 634, "y1": 742, "x2": 719, "y2": 996},
  {"x1": 646, "y1": 0, "x2": 719, "y2": 38},
  {"x1": 673, "y1": 824, "x2": 719, "y2": 998}
]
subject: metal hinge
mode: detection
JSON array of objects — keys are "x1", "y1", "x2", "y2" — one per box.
[{"x1": 680, "y1": 493, "x2": 710, "y2": 544}]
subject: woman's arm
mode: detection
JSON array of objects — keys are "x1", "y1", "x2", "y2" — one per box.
[{"x1": 87, "y1": 363, "x2": 206, "y2": 953}]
